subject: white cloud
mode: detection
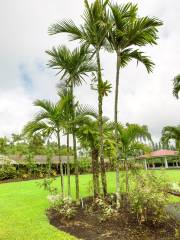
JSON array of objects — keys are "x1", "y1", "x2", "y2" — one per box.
[{"x1": 0, "y1": 0, "x2": 180, "y2": 143}]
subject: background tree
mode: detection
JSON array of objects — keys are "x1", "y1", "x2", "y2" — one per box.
[
  {"x1": 172, "y1": 74, "x2": 180, "y2": 99},
  {"x1": 0, "y1": 137, "x2": 9, "y2": 154},
  {"x1": 161, "y1": 125, "x2": 180, "y2": 152}
]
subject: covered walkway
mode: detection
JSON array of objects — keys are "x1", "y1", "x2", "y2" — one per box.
[{"x1": 138, "y1": 149, "x2": 180, "y2": 170}]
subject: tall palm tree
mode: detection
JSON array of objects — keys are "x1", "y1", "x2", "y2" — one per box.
[
  {"x1": 46, "y1": 45, "x2": 96, "y2": 200},
  {"x1": 115, "y1": 123, "x2": 151, "y2": 193},
  {"x1": 107, "y1": 2, "x2": 162, "y2": 200},
  {"x1": 173, "y1": 75, "x2": 180, "y2": 99},
  {"x1": 161, "y1": 125, "x2": 180, "y2": 152},
  {"x1": 23, "y1": 98, "x2": 67, "y2": 197},
  {"x1": 48, "y1": 0, "x2": 111, "y2": 196},
  {"x1": 58, "y1": 88, "x2": 74, "y2": 198}
]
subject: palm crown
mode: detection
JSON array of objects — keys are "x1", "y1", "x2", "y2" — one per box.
[{"x1": 46, "y1": 45, "x2": 96, "y2": 87}]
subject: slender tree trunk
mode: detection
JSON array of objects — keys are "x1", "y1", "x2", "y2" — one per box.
[
  {"x1": 67, "y1": 133, "x2": 71, "y2": 198},
  {"x1": 125, "y1": 154, "x2": 129, "y2": 193},
  {"x1": 96, "y1": 47, "x2": 107, "y2": 196},
  {"x1": 91, "y1": 148, "x2": 99, "y2": 197},
  {"x1": 114, "y1": 52, "x2": 121, "y2": 205},
  {"x1": 57, "y1": 130, "x2": 64, "y2": 198},
  {"x1": 73, "y1": 132, "x2": 79, "y2": 200},
  {"x1": 71, "y1": 85, "x2": 80, "y2": 201}
]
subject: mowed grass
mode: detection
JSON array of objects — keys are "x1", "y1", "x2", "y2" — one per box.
[{"x1": 0, "y1": 170, "x2": 180, "y2": 240}]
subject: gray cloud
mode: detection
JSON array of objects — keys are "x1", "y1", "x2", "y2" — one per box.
[{"x1": 0, "y1": 0, "x2": 180, "y2": 144}]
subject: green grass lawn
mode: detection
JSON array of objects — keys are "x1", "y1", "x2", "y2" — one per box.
[{"x1": 0, "y1": 170, "x2": 180, "y2": 240}]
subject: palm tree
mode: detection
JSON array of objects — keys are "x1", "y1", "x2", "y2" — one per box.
[
  {"x1": 115, "y1": 123, "x2": 151, "y2": 193},
  {"x1": 46, "y1": 45, "x2": 96, "y2": 200},
  {"x1": 23, "y1": 98, "x2": 67, "y2": 197},
  {"x1": 173, "y1": 75, "x2": 180, "y2": 99},
  {"x1": 77, "y1": 118, "x2": 100, "y2": 197},
  {"x1": 58, "y1": 88, "x2": 73, "y2": 198},
  {"x1": 107, "y1": 2, "x2": 162, "y2": 200},
  {"x1": 48, "y1": 0, "x2": 111, "y2": 196},
  {"x1": 77, "y1": 116, "x2": 112, "y2": 197},
  {"x1": 161, "y1": 125, "x2": 180, "y2": 152}
]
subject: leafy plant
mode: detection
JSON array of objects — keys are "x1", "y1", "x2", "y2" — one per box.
[
  {"x1": 88, "y1": 196, "x2": 117, "y2": 222},
  {"x1": 39, "y1": 178, "x2": 58, "y2": 195},
  {"x1": 129, "y1": 171, "x2": 170, "y2": 226},
  {"x1": 48, "y1": 196, "x2": 77, "y2": 220},
  {"x1": 0, "y1": 164, "x2": 17, "y2": 180}
]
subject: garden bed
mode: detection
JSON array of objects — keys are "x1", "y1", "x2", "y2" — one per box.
[{"x1": 47, "y1": 197, "x2": 179, "y2": 240}]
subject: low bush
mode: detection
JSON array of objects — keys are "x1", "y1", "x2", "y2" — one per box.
[
  {"x1": 0, "y1": 165, "x2": 17, "y2": 180},
  {"x1": 129, "y1": 171, "x2": 170, "y2": 226},
  {"x1": 86, "y1": 195, "x2": 117, "y2": 222},
  {"x1": 48, "y1": 195, "x2": 77, "y2": 220}
]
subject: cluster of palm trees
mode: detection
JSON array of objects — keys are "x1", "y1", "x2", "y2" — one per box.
[{"x1": 24, "y1": 0, "x2": 162, "y2": 201}]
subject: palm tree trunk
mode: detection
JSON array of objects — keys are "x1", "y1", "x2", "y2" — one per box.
[
  {"x1": 71, "y1": 85, "x2": 80, "y2": 201},
  {"x1": 114, "y1": 52, "x2": 121, "y2": 204},
  {"x1": 73, "y1": 132, "x2": 79, "y2": 200},
  {"x1": 96, "y1": 47, "x2": 107, "y2": 196},
  {"x1": 67, "y1": 133, "x2": 71, "y2": 198},
  {"x1": 57, "y1": 130, "x2": 64, "y2": 197},
  {"x1": 125, "y1": 154, "x2": 129, "y2": 193},
  {"x1": 91, "y1": 148, "x2": 99, "y2": 197}
]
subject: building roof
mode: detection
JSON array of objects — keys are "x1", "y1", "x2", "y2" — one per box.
[
  {"x1": 138, "y1": 149, "x2": 178, "y2": 159},
  {"x1": 0, "y1": 155, "x2": 74, "y2": 165}
]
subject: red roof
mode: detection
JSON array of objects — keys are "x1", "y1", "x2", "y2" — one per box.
[{"x1": 138, "y1": 149, "x2": 178, "y2": 159}]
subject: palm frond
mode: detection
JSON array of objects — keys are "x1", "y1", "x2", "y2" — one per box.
[{"x1": 120, "y1": 48, "x2": 154, "y2": 73}]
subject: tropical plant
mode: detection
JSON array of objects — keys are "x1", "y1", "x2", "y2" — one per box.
[
  {"x1": 46, "y1": 44, "x2": 96, "y2": 200},
  {"x1": 114, "y1": 123, "x2": 151, "y2": 193},
  {"x1": 0, "y1": 137, "x2": 9, "y2": 154},
  {"x1": 107, "y1": 2, "x2": 162, "y2": 201},
  {"x1": 76, "y1": 118, "x2": 100, "y2": 197},
  {"x1": 161, "y1": 125, "x2": 180, "y2": 152},
  {"x1": 48, "y1": 0, "x2": 111, "y2": 196},
  {"x1": 172, "y1": 74, "x2": 180, "y2": 99},
  {"x1": 23, "y1": 98, "x2": 68, "y2": 197},
  {"x1": 76, "y1": 117, "x2": 115, "y2": 197}
]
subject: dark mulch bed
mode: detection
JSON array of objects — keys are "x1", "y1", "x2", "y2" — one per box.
[{"x1": 47, "y1": 197, "x2": 180, "y2": 240}]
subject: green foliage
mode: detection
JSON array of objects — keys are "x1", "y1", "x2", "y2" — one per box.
[
  {"x1": 0, "y1": 165, "x2": 17, "y2": 180},
  {"x1": 173, "y1": 74, "x2": 180, "y2": 99},
  {"x1": 129, "y1": 171, "x2": 170, "y2": 225},
  {"x1": 88, "y1": 196, "x2": 117, "y2": 222},
  {"x1": 161, "y1": 125, "x2": 180, "y2": 152},
  {"x1": 0, "y1": 137, "x2": 9, "y2": 154},
  {"x1": 48, "y1": 196, "x2": 77, "y2": 220},
  {"x1": 39, "y1": 177, "x2": 58, "y2": 195}
]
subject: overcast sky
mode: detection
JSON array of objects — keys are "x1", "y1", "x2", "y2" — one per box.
[{"x1": 0, "y1": 0, "x2": 179, "y2": 143}]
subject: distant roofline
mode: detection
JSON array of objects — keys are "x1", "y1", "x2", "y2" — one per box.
[{"x1": 138, "y1": 149, "x2": 178, "y2": 159}]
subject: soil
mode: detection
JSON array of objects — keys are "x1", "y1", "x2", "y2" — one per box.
[{"x1": 47, "y1": 197, "x2": 180, "y2": 240}]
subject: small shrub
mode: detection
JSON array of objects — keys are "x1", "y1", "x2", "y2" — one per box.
[
  {"x1": 39, "y1": 177, "x2": 58, "y2": 195},
  {"x1": 129, "y1": 171, "x2": 170, "y2": 226},
  {"x1": 89, "y1": 196, "x2": 117, "y2": 222},
  {"x1": 48, "y1": 196, "x2": 77, "y2": 220},
  {"x1": 0, "y1": 165, "x2": 17, "y2": 180},
  {"x1": 170, "y1": 182, "x2": 180, "y2": 193}
]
